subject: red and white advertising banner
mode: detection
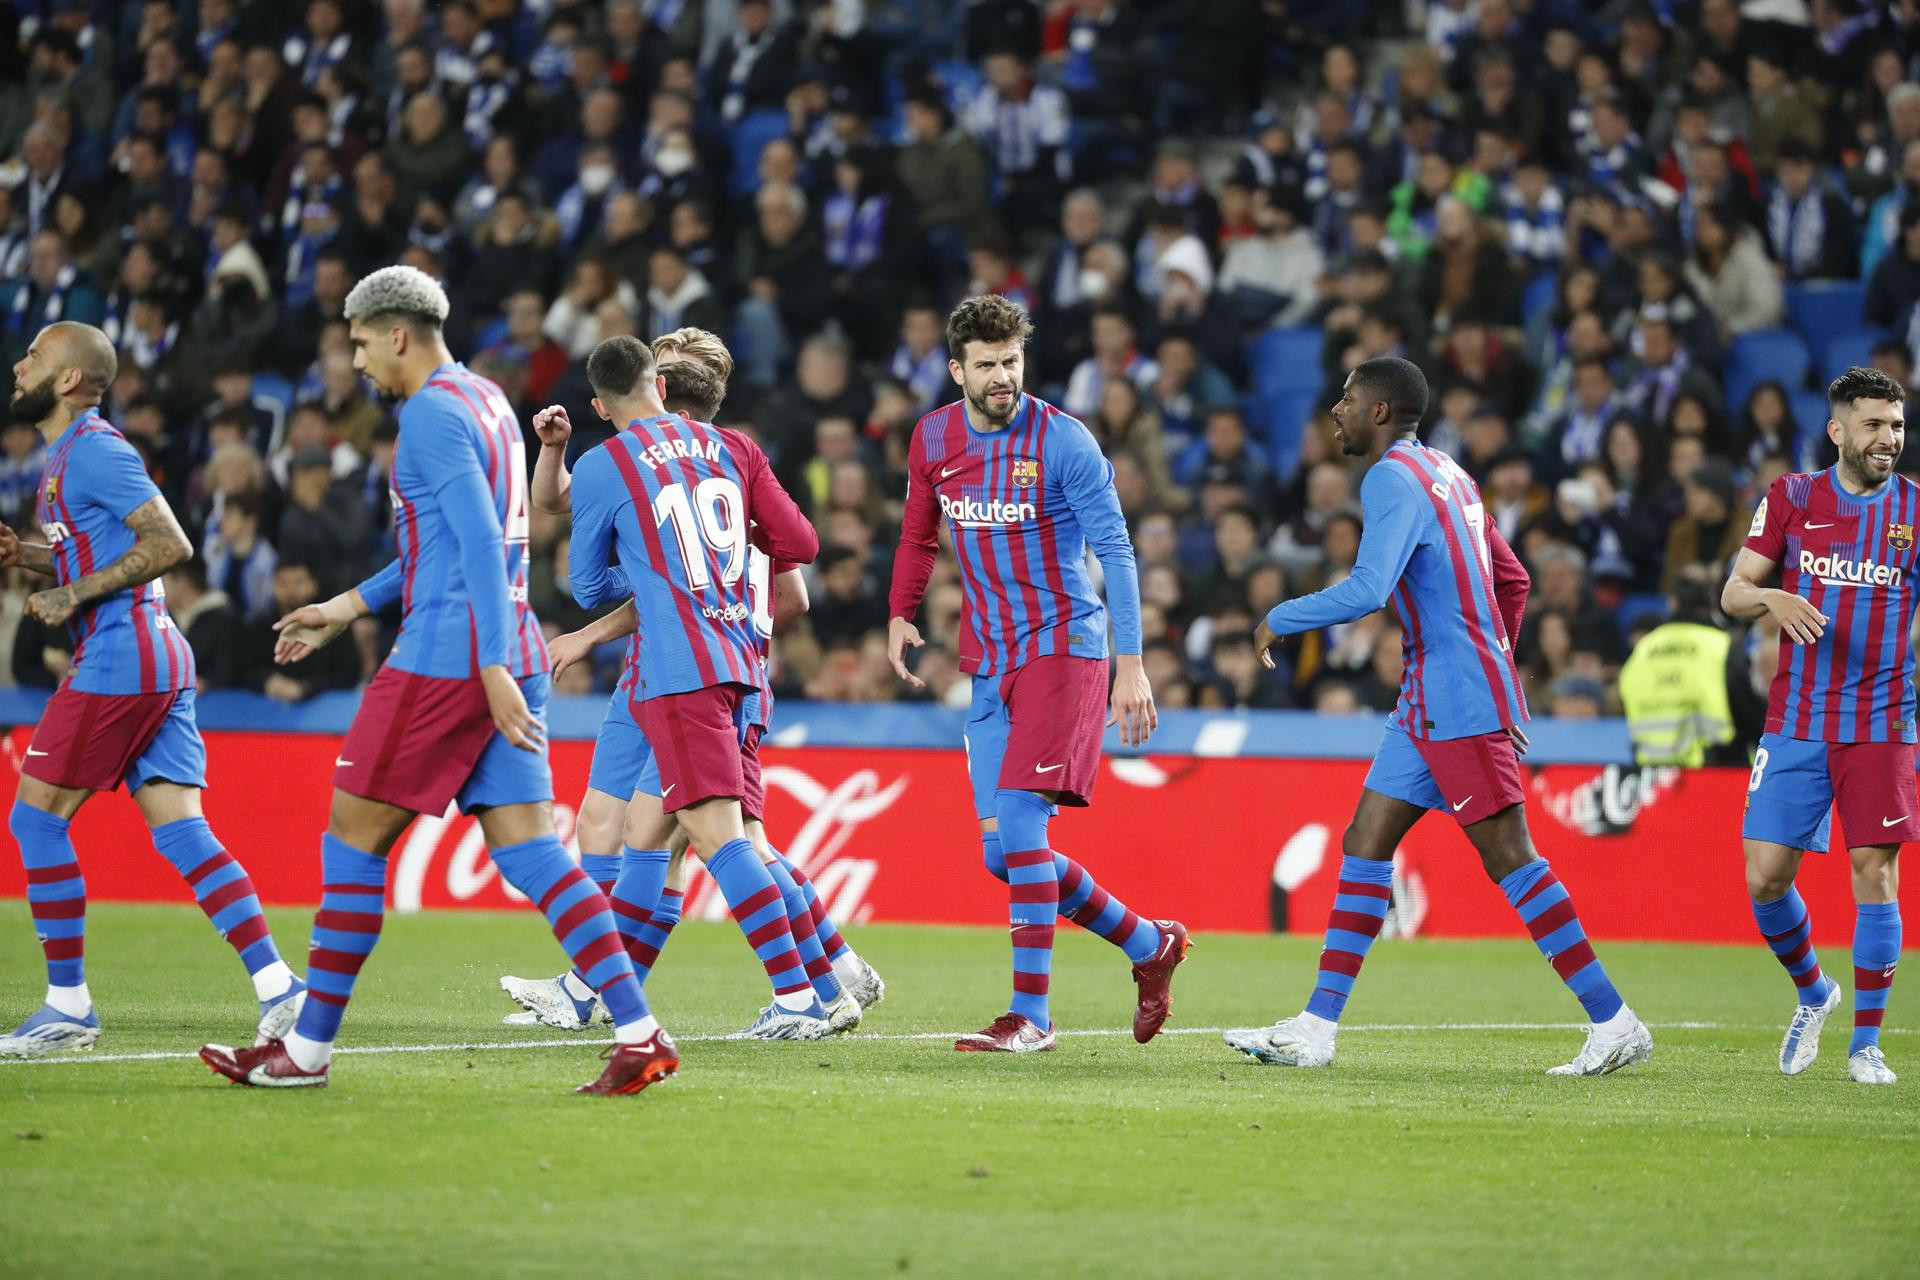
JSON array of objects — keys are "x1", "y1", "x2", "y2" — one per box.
[{"x1": 0, "y1": 730, "x2": 1866, "y2": 945}]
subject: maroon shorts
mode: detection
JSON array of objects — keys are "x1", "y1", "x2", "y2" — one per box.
[
  {"x1": 985, "y1": 654, "x2": 1109, "y2": 810},
  {"x1": 740, "y1": 723, "x2": 766, "y2": 823},
  {"x1": 633, "y1": 684, "x2": 752, "y2": 816},
  {"x1": 1415, "y1": 728, "x2": 1526, "y2": 827},
  {"x1": 1833, "y1": 740, "x2": 1920, "y2": 849},
  {"x1": 334, "y1": 666, "x2": 495, "y2": 815},
  {"x1": 25, "y1": 685, "x2": 177, "y2": 793}
]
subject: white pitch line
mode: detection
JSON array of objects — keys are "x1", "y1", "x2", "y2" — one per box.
[{"x1": 5, "y1": 1019, "x2": 1900, "y2": 1069}]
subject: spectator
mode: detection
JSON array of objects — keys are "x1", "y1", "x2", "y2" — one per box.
[
  {"x1": 162, "y1": 556, "x2": 242, "y2": 691},
  {"x1": 1745, "y1": 44, "x2": 1821, "y2": 174},
  {"x1": 896, "y1": 87, "x2": 997, "y2": 273},
  {"x1": 1420, "y1": 196, "x2": 1519, "y2": 332},
  {"x1": 1619, "y1": 564, "x2": 1742, "y2": 767},
  {"x1": 0, "y1": 420, "x2": 46, "y2": 528},
  {"x1": 1148, "y1": 333, "x2": 1233, "y2": 444},
  {"x1": 890, "y1": 304, "x2": 948, "y2": 411},
  {"x1": 1739, "y1": 380, "x2": 1814, "y2": 472},
  {"x1": 1684, "y1": 200, "x2": 1784, "y2": 338},
  {"x1": 1542, "y1": 356, "x2": 1622, "y2": 484},
  {"x1": 809, "y1": 545, "x2": 888, "y2": 647},
  {"x1": 1208, "y1": 628, "x2": 1294, "y2": 709},
  {"x1": 1063, "y1": 304, "x2": 1155, "y2": 421},
  {"x1": 736, "y1": 181, "x2": 831, "y2": 386},
  {"x1": 1624, "y1": 314, "x2": 1721, "y2": 426},
  {"x1": 277, "y1": 445, "x2": 371, "y2": 594},
  {"x1": 241, "y1": 560, "x2": 361, "y2": 699},
  {"x1": 201, "y1": 488, "x2": 277, "y2": 621},
  {"x1": 1219, "y1": 186, "x2": 1324, "y2": 329},
  {"x1": 1662, "y1": 458, "x2": 1745, "y2": 594},
  {"x1": 1865, "y1": 199, "x2": 1920, "y2": 335},
  {"x1": 1765, "y1": 139, "x2": 1857, "y2": 283}
]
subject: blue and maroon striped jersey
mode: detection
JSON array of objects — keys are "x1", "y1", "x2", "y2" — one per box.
[
  {"x1": 384, "y1": 363, "x2": 548, "y2": 680},
  {"x1": 889, "y1": 394, "x2": 1142, "y2": 676},
  {"x1": 34, "y1": 409, "x2": 194, "y2": 694},
  {"x1": 1264, "y1": 439, "x2": 1529, "y2": 741},
  {"x1": 1746, "y1": 469, "x2": 1920, "y2": 744},
  {"x1": 570, "y1": 414, "x2": 817, "y2": 703},
  {"x1": 615, "y1": 545, "x2": 792, "y2": 727}
]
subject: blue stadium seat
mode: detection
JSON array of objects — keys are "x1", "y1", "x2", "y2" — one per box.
[
  {"x1": 250, "y1": 372, "x2": 294, "y2": 418},
  {"x1": 1819, "y1": 330, "x2": 1888, "y2": 383},
  {"x1": 1521, "y1": 272, "x2": 1558, "y2": 329},
  {"x1": 1260, "y1": 386, "x2": 1322, "y2": 479},
  {"x1": 1783, "y1": 281, "x2": 1868, "y2": 347},
  {"x1": 728, "y1": 109, "x2": 791, "y2": 197},
  {"x1": 1245, "y1": 327, "x2": 1323, "y2": 396},
  {"x1": 1725, "y1": 329, "x2": 1810, "y2": 414},
  {"x1": 1789, "y1": 390, "x2": 1831, "y2": 446},
  {"x1": 933, "y1": 60, "x2": 984, "y2": 115},
  {"x1": 1616, "y1": 592, "x2": 1669, "y2": 641}
]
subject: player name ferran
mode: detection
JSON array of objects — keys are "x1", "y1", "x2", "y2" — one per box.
[
  {"x1": 1799, "y1": 549, "x2": 1903, "y2": 586},
  {"x1": 640, "y1": 437, "x2": 724, "y2": 469},
  {"x1": 940, "y1": 494, "x2": 1038, "y2": 525}
]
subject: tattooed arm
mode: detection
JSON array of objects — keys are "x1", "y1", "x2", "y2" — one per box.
[
  {"x1": 0, "y1": 522, "x2": 57, "y2": 577},
  {"x1": 25, "y1": 496, "x2": 193, "y2": 628}
]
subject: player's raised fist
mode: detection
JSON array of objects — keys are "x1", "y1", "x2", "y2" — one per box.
[
  {"x1": 887, "y1": 616, "x2": 926, "y2": 689},
  {"x1": 531, "y1": 405, "x2": 573, "y2": 447},
  {"x1": 26, "y1": 584, "x2": 78, "y2": 627}
]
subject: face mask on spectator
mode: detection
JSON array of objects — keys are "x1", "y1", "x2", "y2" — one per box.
[
  {"x1": 1079, "y1": 268, "x2": 1111, "y2": 300},
  {"x1": 580, "y1": 163, "x2": 616, "y2": 195},
  {"x1": 655, "y1": 147, "x2": 694, "y2": 177}
]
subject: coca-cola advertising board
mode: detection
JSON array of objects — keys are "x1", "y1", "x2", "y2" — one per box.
[{"x1": 0, "y1": 729, "x2": 1867, "y2": 945}]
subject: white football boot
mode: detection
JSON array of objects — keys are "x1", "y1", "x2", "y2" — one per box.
[
  {"x1": 1223, "y1": 1012, "x2": 1336, "y2": 1067},
  {"x1": 1778, "y1": 981, "x2": 1844, "y2": 1076}
]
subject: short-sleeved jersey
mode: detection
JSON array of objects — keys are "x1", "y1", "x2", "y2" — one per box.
[
  {"x1": 36, "y1": 409, "x2": 195, "y2": 694},
  {"x1": 570, "y1": 413, "x2": 816, "y2": 704},
  {"x1": 387, "y1": 363, "x2": 548, "y2": 679},
  {"x1": 1745, "y1": 468, "x2": 1920, "y2": 743},
  {"x1": 1268, "y1": 440, "x2": 1528, "y2": 741},
  {"x1": 891, "y1": 395, "x2": 1139, "y2": 676}
]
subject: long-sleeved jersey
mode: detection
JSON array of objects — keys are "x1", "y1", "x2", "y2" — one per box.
[
  {"x1": 569, "y1": 412, "x2": 816, "y2": 703},
  {"x1": 358, "y1": 363, "x2": 548, "y2": 679},
  {"x1": 889, "y1": 394, "x2": 1141, "y2": 676},
  {"x1": 1745, "y1": 468, "x2": 1920, "y2": 743},
  {"x1": 35, "y1": 408, "x2": 194, "y2": 693},
  {"x1": 1265, "y1": 438, "x2": 1530, "y2": 741}
]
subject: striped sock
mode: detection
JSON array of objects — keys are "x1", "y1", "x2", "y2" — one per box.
[
  {"x1": 609, "y1": 847, "x2": 671, "y2": 976},
  {"x1": 1303, "y1": 855, "x2": 1394, "y2": 1022},
  {"x1": 786, "y1": 858, "x2": 850, "y2": 963},
  {"x1": 998, "y1": 789, "x2": 1059, "y2": 1026},
  {"x1": 152, "y1": 818, "x2": 283, "y2": 986},
  {"x1": 580, "y1": 852, "x2": 621, "y2": 895},
  {"x1": 293, "y1": 835, "x2": 387, "y2": 1050},
  {"x1": 767, "y1": 852, "x2": 843, "y2": 1004},
  {"x1": 492, "y1": 837, "x2": 648, "y2": 1031},
  {"x1": 984, "y1": 833, "x2": 1159, "y2": 964},
  {"x1": 1499, "y1": 860, "x2": 1625, "y2": 1024},
  {"x1": 709, "y1": 838, "x2": 812, "y2": 1009},
  {"x1": 1851, "y1": 902, "x2": 1902, "y2": 1056},
  {"x1": 12, "y1": 802, "x2": 86, "y2": 1000},
  {"x1": 1752, "y1": 888, "x2": 1833, "y2": 1005}
]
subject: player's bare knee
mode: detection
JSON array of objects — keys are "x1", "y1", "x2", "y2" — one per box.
[
  {"x1": 15, "y1": 773, "x2": 85, "y2": 821},
  {"x1": 132, "y1": 780, "x2": 200, "y2": 830},
  {"x1": 1744, "y1": 842, "x2": 1799, "y2": 901},
  {"x1": 1339, "y1": 821, "x2": 1392, "y2": 861},
  {"x1": 1850, "y1": 847, "x2": 1900, "y2": 903}
]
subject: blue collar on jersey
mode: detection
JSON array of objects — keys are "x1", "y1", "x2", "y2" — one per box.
[
  {"x1": 964, "y1": 392, "x2": 1031, "y2": 438},
  {"x1": 1827, "y1": 464, "x2": 1896, "y2": 508},
  {"x1": 50, "y1": 407, "x2": 100, "y2": 450}
]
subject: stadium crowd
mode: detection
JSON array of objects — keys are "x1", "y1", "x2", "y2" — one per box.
[{"x1": 2, "y1": 0, "x2": 1918, "y2": 734}]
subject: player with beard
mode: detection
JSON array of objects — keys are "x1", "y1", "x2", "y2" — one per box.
[
  {"x1": 499, "y1": 334, "x2": 882, "y2": 1038},
  {"x1": 887, "y1": 294, "x2": 1190, "y2": 1053},
  {"x1": 1724, "y1": 366, "x2": 1915, "y2": 1085},
  {"x1": 1224, "y1": 356, "x2": 1652, "y2": 1076},
  {"x1": 199, "y1": 267, "x2": 673, "y2": 1095},
  {"x1": 0, "y1": 322, "x2": 307, "y2": 1059}
]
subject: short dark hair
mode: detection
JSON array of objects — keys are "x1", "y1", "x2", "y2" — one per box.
[
  {"x1": 1351, "y1": 356, "x2": 1430, "y2": 425},
  {"x1": 585, "y1": 334, "x2": 658, "y2": 401},
  {"x1": 225, "y1": 490, "x2": 265, "y2": 522},
  {"x1": 1829, "y1": 365, "x2": 1907, "y2": 409},
  {"x1": 660, "y1": 358, "x2": 723, "y2": 420},
  {"x1": 945, "y1": 294, "x2": 1034, "y2": 361}
]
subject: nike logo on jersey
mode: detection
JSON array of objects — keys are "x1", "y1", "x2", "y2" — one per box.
[
  {"x1": 941, "y1": 464, "x2": 967, "y2": 479},
  {"x1": 1451, "y1": 796, "x2": 1473, "y2": 812},
  {"x1": 1884, "y1": 815, "x2": 1908, "y2": 827},
  {"x1": 1034, "y1": 762, "x2": 1066, "y2": 774},
  {"x1": 24, "y1": 748, "x2": 47, "y2": 757},
  {"x1": 1805, "y1": 522, "x2": 1835, "y2": 529}
]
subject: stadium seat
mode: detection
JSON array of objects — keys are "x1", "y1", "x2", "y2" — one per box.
[
  {"x1": 1819, "y1": 330, "x2": 1888, "y2": 383},
  {"x1": 727, "y1": 109, "x2": 790, "y2": 197},
  {"x1": 1261, "y1": 386, "x2": 1322, "y2": 478},
  {"x1": 1783, "y1": 280, "x2": 1868, "y2": 347},
  {"x1": 1789, "y1": 390, "x2": 1831, "y2": 446},
  {"x1": 1245, "y1": 327, "x2": 1323, "y2": 396},
  {"x1": 1616, "y1": 592, "x2": 1669, "y2": 641},
  {"x1": 1521, "y1": 272, "x2": 1558, "y2": 329},
  {"x1": 1725, "y1": 329, "x2": 1810, "y2": 414},
  {"x1": 250, "y1": 372, "x2": 294, "y2": 418},
  {"x1": 932, "y1": 59, "x2": 984, "y2": 115}
]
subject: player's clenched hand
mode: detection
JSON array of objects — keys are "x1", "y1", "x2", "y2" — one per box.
[
  {"x1": 482, "y1": 664, "x2": 544, "y2": 752},
  {"x1": 887, "y1": 616, "x2": 926, "y2": 689},
  {"x1": 26, "y1": 585, "x2": 78, "y2": 628},
  {"x1": 549, "y1": 628, "x2": 594, "y2": 681},
  {"x1": 273, "y1": 600, "x2": 352, "y2": 664},
  {"x1": 0, "y1": 521, "x2": 22, "y2": 568},
  {"x1": 531, "y1": 405, "x2": 573, "y2": 448},
  {"x1": 1107, "y1": 653, "x2": 1158, "y2": 748},
  {"x1": 1763, "y1": 588, "x2": 1827, "y2": 645},
  {"x1": 1253, "y1": 617, "x2": 1280, "y2": 670}
]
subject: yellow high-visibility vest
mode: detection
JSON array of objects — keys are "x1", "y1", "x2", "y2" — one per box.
[{"x1": 1619, "y1": 620, "x2": 1736, "y2": 767}]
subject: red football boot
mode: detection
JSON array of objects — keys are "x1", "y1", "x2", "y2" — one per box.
[
  {"x1": 577, "y1": 1030, "x2": 679, "y2": 1095},
  {"x1": 954, "y1": 1013, "x2": 1056, "y2": 1053},
  {"x1": 200, "y1": 1038, "x2": 329, "y2": 1088},
  {"x1": 1130, "y1": 919, "x2": 1192, "y2": 1043}
]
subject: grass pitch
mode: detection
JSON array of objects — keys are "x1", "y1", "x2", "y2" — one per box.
[{"x1": 0, "y1": 902, "x2": 1914, "y2": 1279}]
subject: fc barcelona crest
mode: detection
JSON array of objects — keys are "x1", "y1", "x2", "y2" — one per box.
[
  {"x1": 42, "y1": 474, "x2": 58, "y2": 506},
  {"x1": 1891, "y1": 523, "x2": 1915, "y2": 552},
  {"x1": 1011, "y1": 457, "x2": 1040, "y2": 488}
]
